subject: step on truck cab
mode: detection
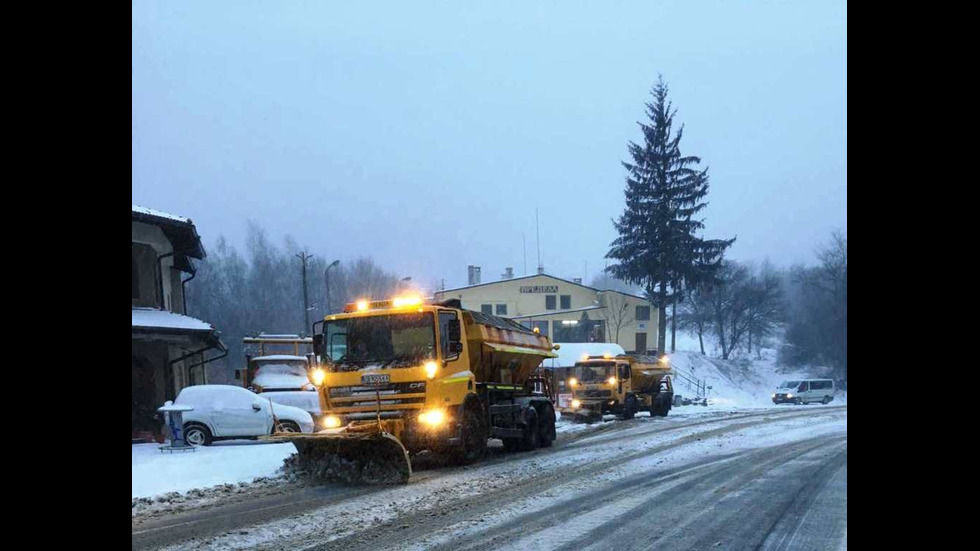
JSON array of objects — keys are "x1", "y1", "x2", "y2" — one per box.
[
  {"x1": 274, "y1": 295, "x2": 560, "y2": 482},
  {"x1": 560, "y1": 353, "x2": 673, "y2": 421}
]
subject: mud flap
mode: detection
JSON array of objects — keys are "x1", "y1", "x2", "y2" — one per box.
[{"x1": 281, "y1": 432, "x2": 412, "y2": 485}]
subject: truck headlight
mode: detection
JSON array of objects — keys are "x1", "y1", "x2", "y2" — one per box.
[
  {"x1": 310, "y1": 369, "x2": 326, "y2": 386},
  {"x1": 568, "y1": 377, "x2": 578, "y2": 387},
  {"x1": 418, "y1": 409, "x2": 446, "y2": 427},
  {"x1": 571, "y1": 399, "x2": 581, "y2": 408},
  {"x1": 607, "y1": 377, "x2": 618, "y2": 386},
  {"x1": 424, "y1": 361, "x2": 438, "y2": 380},
  {"x1": 322, "y1": 415, "x2": 342, "y2": 428}
]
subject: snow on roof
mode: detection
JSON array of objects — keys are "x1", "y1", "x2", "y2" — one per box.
[
  {"x1": 132, "y1": 308, "x2": 214, "y2": 332},
  {"x1": 253, "y1": 355, "x2": 308, "y2": 362},
  {"x1": 542, "y1": 342, "x2": 626, "y2": 368},
  {"x1": 132, "y1": 204, "x2": 190, "y2": 224}
]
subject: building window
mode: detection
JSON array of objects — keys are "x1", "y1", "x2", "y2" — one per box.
[
  {"x1": 531, "y1": 320, "x2": 549, "y2": 337},
  {"x1": 636, "y1": 305, "x2": 651, "y2": 321},
  {"x1": 481, "y1": 304, "x2": 493, "y2": 315},
  {"x1": 132, "y1": 256, "x2": 140, "y2": 299},
  {"x1": 496, "y1": 304, "x2": 508, "y2": 316},
  {"x1": 635, "y1": 332, "x2": 648, "y2": 353},
  {"x1": 545, "y1": 295, "x2": 556, "y2": 310},
  {"x1": 560, "y1": 295, "x2": 571, "y2": 309}
]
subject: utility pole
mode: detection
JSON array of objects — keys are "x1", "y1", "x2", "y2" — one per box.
[
  {"x1": 296, "y1": 252, "x2": 313, "y2": 333},
  {"x1": 324, "y1": 259, "x2": 339, "y2": 314}
]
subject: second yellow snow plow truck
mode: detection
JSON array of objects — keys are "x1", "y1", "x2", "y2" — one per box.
[
  {"x1": 272, "y1": 295, "x2": 559, "y2": 484},
  {"x1": 560, "y1": 354, "x2": 673, "y2": 422}
]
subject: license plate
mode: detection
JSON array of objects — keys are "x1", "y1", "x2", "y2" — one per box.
[{"x1": 361, "y1": 374, "x2": 390, "y2": 386}]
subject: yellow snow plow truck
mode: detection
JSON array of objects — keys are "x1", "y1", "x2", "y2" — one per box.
[
  {"x1": 270, "y1": 295, "x2": 559, "y2": 484},
  {"x1": 559, "y1": 354, "x2": 673, "y2": 422}
]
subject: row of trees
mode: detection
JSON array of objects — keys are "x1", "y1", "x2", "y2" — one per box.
[
  {"x1": 673, "y1": 232, "x2": 847, "y2": 382},
  {"x1": 185, "y1": 222, "x2": 405, "y2": 378}
]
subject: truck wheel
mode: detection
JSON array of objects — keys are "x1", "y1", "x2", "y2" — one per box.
[
  {"x1": 538, "y1": 405, "x2": 556, "y2": 448},
  {"x1": 622, "y1": 395, "x2": 637, "y2": 420},
  {"x1": 522, "y1": 408, "x2": 540, "y2": 451},
  {"x1": 502, "y1": 438, "x2": 521, "y2": 452},
  {"x1": 456, "y1": 406, "x2": 487, "y2": 464}
]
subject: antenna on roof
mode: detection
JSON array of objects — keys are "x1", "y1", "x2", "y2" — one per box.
[
  {"x1": 536, "y1": 209, "x2": 543, "y2": 274},
  {"x1": 523, "y1": 233, "x2": 527, "y2": 276}
]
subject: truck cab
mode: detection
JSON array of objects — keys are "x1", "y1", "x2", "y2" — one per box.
[
  {"x1": 308, "y1": 295, "x2": 559, "y2": 460},
  {"x1": 562, "y1": 354, "x2": 673, "y2": 421}
]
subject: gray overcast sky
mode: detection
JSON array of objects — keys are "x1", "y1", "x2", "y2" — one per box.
[{"x1": 132, "y1": 1, "x2": 846, "y2": 290}]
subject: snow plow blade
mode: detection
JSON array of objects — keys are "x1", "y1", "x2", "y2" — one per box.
[{"x1": 274, "y1": 432, "x2": 412, "y2": 485}]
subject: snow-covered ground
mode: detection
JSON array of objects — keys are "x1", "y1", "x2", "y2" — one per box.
[{"x1": 132, "y1": 440, "x2": 297, "y2": 499}]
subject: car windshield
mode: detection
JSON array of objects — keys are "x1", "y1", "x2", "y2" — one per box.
[
  {"x1": 254, "y1": 361, "x2": 307, "y2": 377},
  {"x1": 324, "y1": 312, "x2": 436, "y2": 371},
  {"x1": 779, "y1": 380, "x2": 801, "y2": 389},
  {"x1": 575, "y1": 362, "x2": 616, "y2": 382}
]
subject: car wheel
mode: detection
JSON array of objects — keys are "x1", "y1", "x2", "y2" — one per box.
[
  {"x1": 184, "y1": 423, "x2": 212, "y2": 446},
  {"x1": 276, "y1": 421, "x2": 300, "y2": 434}
]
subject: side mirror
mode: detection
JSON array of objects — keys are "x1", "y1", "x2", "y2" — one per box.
[
  {"x1": 447, "y1": 319, "x2": 461, "y2": 342},
  {"x1": 312, "y1": 334, "x2": 325, "y2": 357},
  {"x1": 451, "y1": 342, "x2": 463, "y2": 354},
  {"x1": 252, "y1": 399, "x2": 263, "y2": 411}
]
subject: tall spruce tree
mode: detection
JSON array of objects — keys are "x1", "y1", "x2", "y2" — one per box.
[{"x1": 606, "y1": 76, "x2": 734, "y2": 356}]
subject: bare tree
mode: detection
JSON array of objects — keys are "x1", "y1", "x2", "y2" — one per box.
[
  {"x1": 744, "y1": 260, "x2": 784, "y2": 357},
  {"x1": 598, "y1": 291, "x2": 634, "y2": 344},
  {"x1": 676, "y1": 285, "x2": 712, "y2": 355}
]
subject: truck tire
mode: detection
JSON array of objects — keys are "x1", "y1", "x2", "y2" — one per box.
[
  {"x1": 538, "y1": 404, "x2": 556, "y2": 448},
  {"x1": 455, "y1": 406, "x2": 487, "y2": 464},
  {"x1": 622, "y1": 394, "x2": 637, "y2": 420},
  {"x1": 521, "y1": 407, "x2": 541, "y2": 451},
  {"x1": 502, "y1": 438, "x2": 521, "y2": 452}
]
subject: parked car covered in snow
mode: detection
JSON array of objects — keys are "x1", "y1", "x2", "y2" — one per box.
[
  {"x1": 166, "y1": 385, "x2": 314, "y2": 446},
  {"x1": 249, "y1": 355, "x2": 314, "y2": 392},
  {"x1": 772, "y1": 379, "x2": 835, "y2": 405}
]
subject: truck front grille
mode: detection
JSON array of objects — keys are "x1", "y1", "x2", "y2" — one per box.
[{"x1": 582, "y1": 389, "x2": 612, "y2": 398}]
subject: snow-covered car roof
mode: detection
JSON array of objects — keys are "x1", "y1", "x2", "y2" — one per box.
[{"x1": 252, "y1": 355, "x2": 308, "y2": 362}]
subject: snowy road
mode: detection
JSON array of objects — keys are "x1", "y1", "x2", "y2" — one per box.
[{"x1": 132, "y1": 405, "x2": 846, "y2": 551}]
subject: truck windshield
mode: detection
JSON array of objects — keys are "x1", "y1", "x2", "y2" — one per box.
[
  {"x1": 575, "y1": 362, "x2": 616, "y2": 383},
  {"x1": 324, "y1": 312, "x2": 436, "y2": 371}
]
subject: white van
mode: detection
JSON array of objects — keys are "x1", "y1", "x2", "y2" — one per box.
[{"x1": 772, "y1": 379, "x2": 835, "y2": 405}]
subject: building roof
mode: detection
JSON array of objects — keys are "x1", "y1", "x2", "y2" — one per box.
[
  {"x1": 437, "y1": 273, "x2": 599, "y2": 294},
  {"x1": 131, "y1": 308, "x2": 226, "y2": 351},
  {"x1": 132, "y1": 204, "x2": 206, "y2": 273},
  {"x1": 436, "y1": 272, "x2": 650, "y2": 302},
  {"x1": 132, "y1": 307, "x2": 214, "y2": 332}
]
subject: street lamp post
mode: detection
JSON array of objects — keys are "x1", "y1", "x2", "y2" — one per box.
[{"x1": 324, "y1": 259, "x2": 339, "y2": 314}]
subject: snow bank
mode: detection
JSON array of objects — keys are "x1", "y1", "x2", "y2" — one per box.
[{"x1": 132, "y1": 441, "x2": 296, "y2": 499}]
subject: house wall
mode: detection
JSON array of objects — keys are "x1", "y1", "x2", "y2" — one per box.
[
  {"x1": 131, "y1": 221, "x2": 177, "y2": 311},
  {"x1": 433, "y1": 274, "x2": 660, "y2": 354}
]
